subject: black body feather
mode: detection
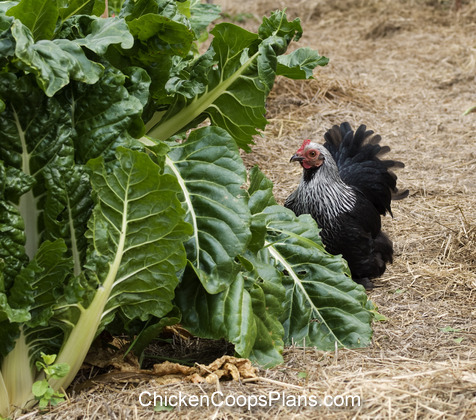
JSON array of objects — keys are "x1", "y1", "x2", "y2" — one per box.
[{"x1": 285, "y1": 122, "x2": 408, "y2": 289}]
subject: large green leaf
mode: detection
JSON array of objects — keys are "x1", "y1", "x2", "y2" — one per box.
[
  {"x1": 47, "y1": 147, "x2": 192, "y2": 389},
  {"x1": 271, "y1": 213, "x2": 373, "y2": 349},
  {"x1": 146, "y1": 10, "x2": 325, "y2": 151},
  {"x1": 174, "y1": 168, "x2": 283, "y2": 368},
  {"x1": 240, "y1": 251, "x2": 285, "y2": 368},
  {"x1": 187, "y1": 0, "x2": 220, "y2": 39},
  {"x1": 59, "y1": 15, "x2": 134, "y2": 55},
  {"x1": 176, "y1": 252, "x2": 287, "y2": 368},
  {"x1": 277, "y1": 47, "x2": 329, "y2": 79},
  {"x1": 248, "y1": 167, "x2": 373, "y2": 350},
  {"x1": 176, "y1": 267, "x2": 256, "y2": 357},
  {"x1": 127, "y1": 14, "x2": 193, "y2": 57},
  {"x1": 174, "y1": 196, "x2": 287, "y2": 367},
  {"x1": 58, "y1": 0, "x2": 106, "y2": 21},
  {"x1": 43, "y1": 148, "x2": 92, "y2": 277},
  {"x1": 11, "y1": 20, "x2": 103, "y2": 96},
  {"x1": 67, "y1": 65, "x2": 148, "y2": 163},
  {"x1": 0, "y1": 73, "x2": 72, "y2": 260},
  {"x1": 85, "y1": 147, "x2": 191, "y2": 323},
  {"x1": 163, "y1": 126, "x2": 251, "y2": 294},
  {"x1": 6, "y1": 0, "x2": 58, "y2": 41}
]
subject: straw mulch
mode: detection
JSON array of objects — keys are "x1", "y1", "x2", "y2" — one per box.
[{"x1": 24, "y1": 1, "x2": 475, "y2": 419}]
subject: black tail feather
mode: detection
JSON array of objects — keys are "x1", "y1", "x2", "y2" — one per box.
[{"x1": 323, "y1": 122, "x2": 408, "y2": 216}]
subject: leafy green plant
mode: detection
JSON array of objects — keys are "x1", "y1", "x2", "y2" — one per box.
[
  {"x1": 32, "y1": 353, "x2": 70, "y2": 410},
  {"x1": 0, "y1": 0, "x2": 375, "y2": 416}
]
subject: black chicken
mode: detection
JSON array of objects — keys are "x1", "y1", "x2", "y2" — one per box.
[{"x1": 285, "y1": 122, "x2": 408, "y2": 289}]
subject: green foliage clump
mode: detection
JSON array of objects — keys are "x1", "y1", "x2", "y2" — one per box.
[{"x1": 0, "y1": 0, "x2": 374, "y2": 416}]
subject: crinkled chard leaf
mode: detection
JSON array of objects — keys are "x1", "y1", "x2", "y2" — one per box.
[
  {"x1": 163, "y1": 126, "x2": 251, "y2": 294},
  {"x1": 67, "y1": 65, "x2": 148, "y2": 163},
  {"x1": 42, "y1": 150, "x2": 92, "y2": 277},
  {"x1": 0, "y1": 73, "x2": 73, "y2": 261},
  {"x1": 1, "y1": 239, "x2": 72, "y2": 410}
]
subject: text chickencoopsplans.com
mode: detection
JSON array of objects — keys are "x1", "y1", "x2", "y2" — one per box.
[{"x1": 139, "y1": 390, "x2": 361, "y2": 410}]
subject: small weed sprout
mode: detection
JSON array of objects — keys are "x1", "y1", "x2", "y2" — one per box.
[{"x1": 32, "y1": 353, "x2": 70, "y2": 410}]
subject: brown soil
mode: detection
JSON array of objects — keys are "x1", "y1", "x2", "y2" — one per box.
[{"x1": 28, "y1": 1, "x2": 476, "y2": 419}]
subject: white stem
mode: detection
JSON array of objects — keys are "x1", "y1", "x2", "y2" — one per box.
[
  {"x1": 13, "y1": 107, "x2": 40, "y2": 260},
  {"x1": 1, "y1": 330, "x2": 35, "y2": 417}
]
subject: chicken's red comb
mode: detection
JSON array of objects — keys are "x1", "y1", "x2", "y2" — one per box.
[{"x1": 296, "y1": 139, "x2": 311, "y2": 153}]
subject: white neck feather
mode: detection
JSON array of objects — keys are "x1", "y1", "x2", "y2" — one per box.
[{"x1": 296, "y1": 149, "x2": 357, "y2": 225}]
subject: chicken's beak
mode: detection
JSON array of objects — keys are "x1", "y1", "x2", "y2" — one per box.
[{"x1": 290, "y1": 154, "x2": 304, "y2": 163}]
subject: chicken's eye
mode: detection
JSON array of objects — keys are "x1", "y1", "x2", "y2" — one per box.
[{"x1": 309, "y1": 150, "x2": 316, "y2": 157}]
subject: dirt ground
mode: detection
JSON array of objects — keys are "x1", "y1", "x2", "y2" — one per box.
[{"x1": 30, "y1": 1, "x2": 475, "y2": 419}]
